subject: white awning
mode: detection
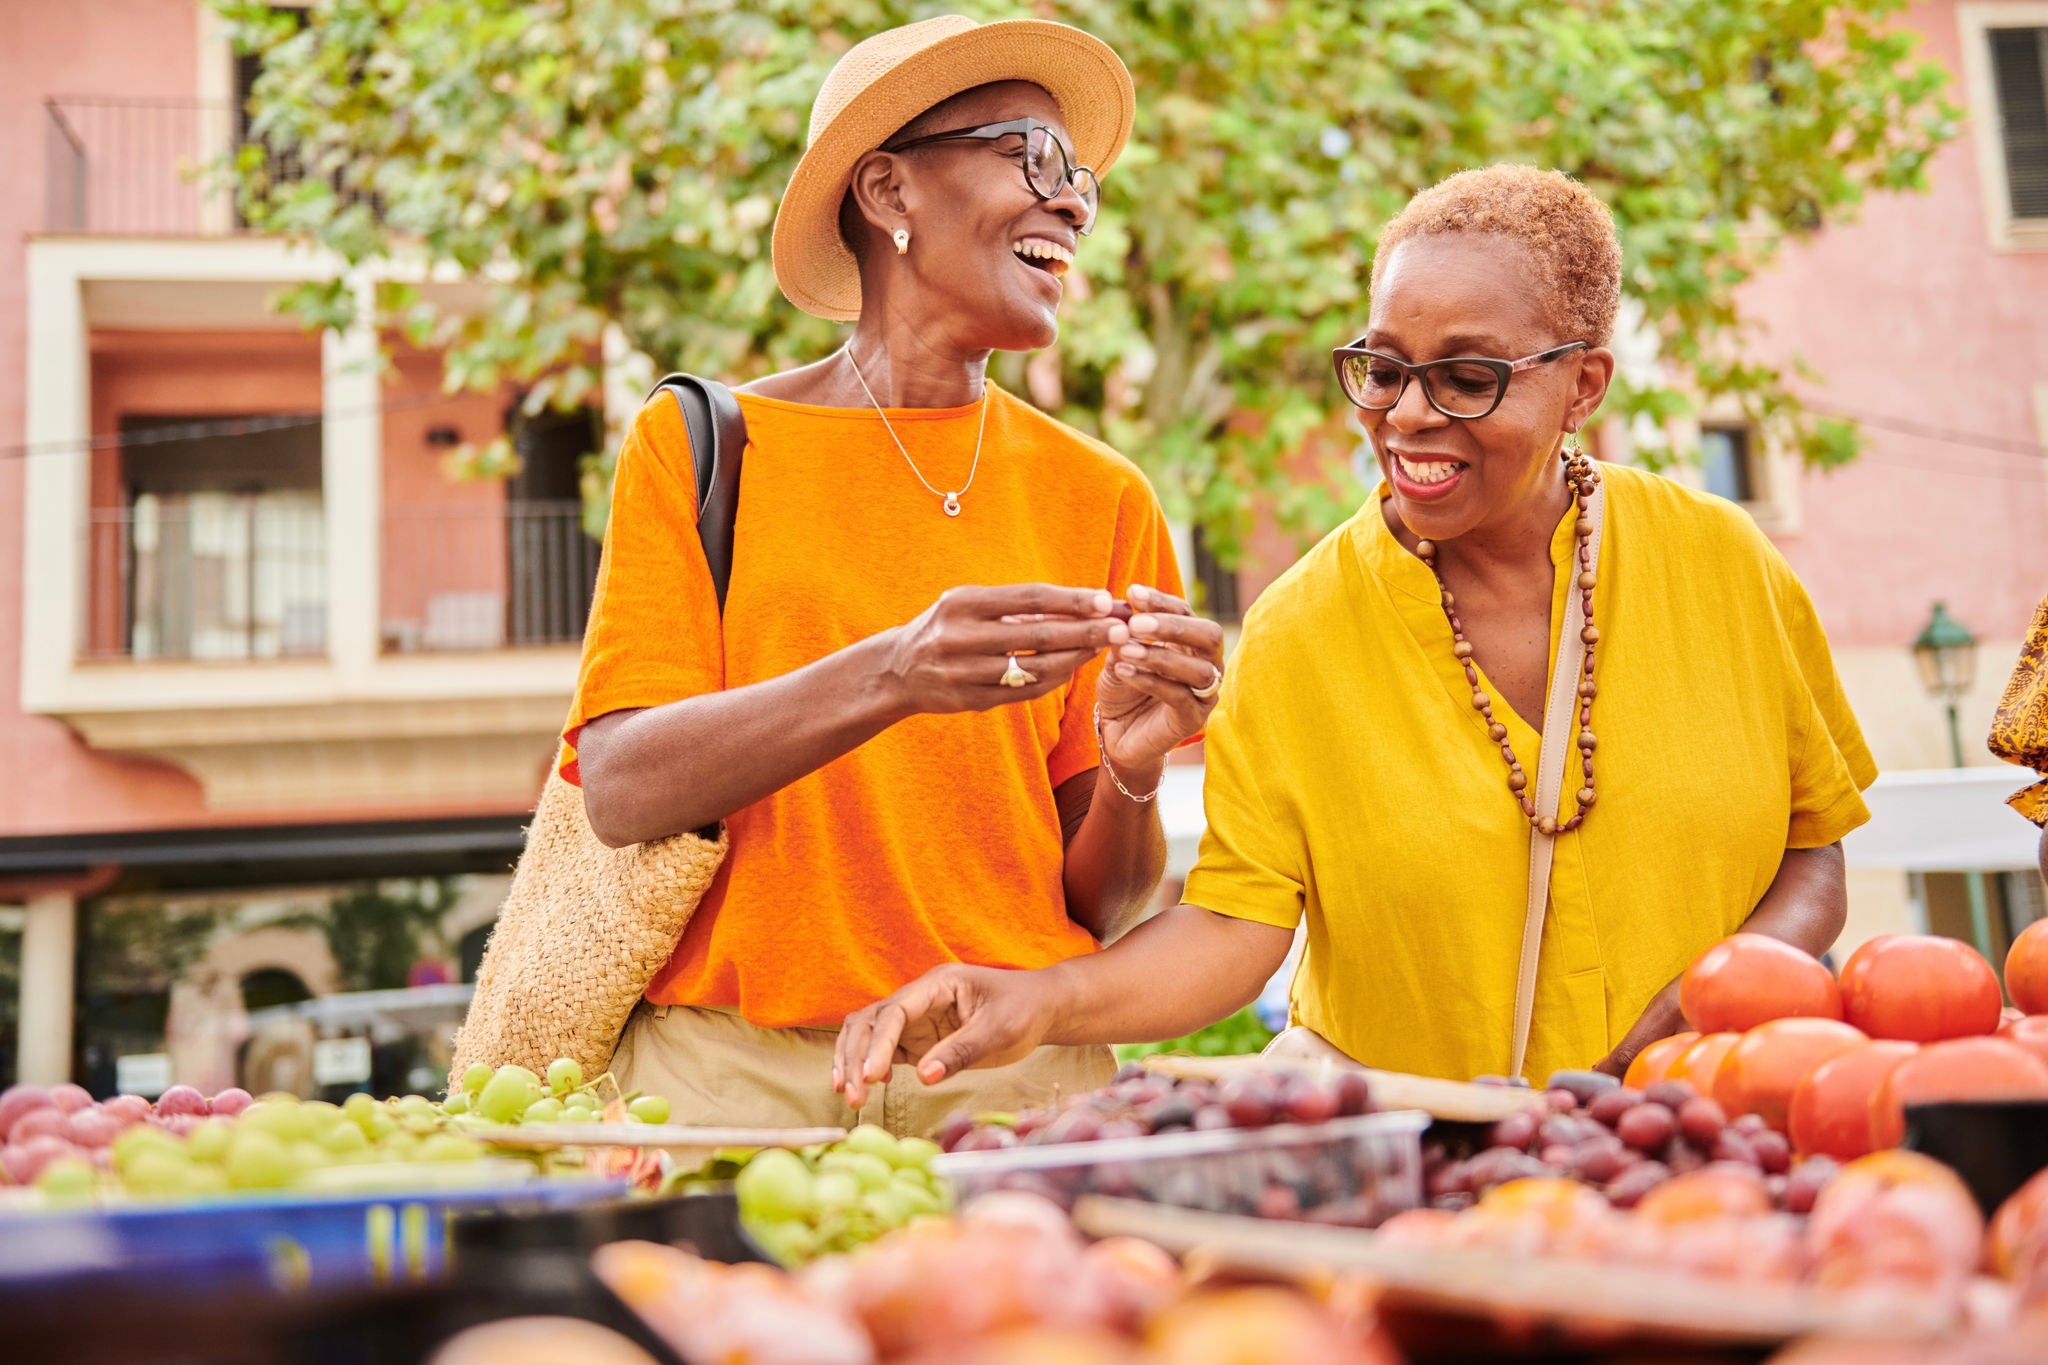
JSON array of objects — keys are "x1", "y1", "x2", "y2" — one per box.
[
  {"x1": 1161, "y1": 763, "x2": 2044, "y2": 878},
  {"x1": 1844, "y1": 768, "x2": 2043, "y2": 873}
]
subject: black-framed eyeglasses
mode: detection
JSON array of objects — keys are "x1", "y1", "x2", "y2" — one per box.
[
  {"x1": 882, "y1": 117, "x2": 1101, "y2": 235},
  {"x1": 1332, "y1": 339, "x2": 1589, "y2": 420}
]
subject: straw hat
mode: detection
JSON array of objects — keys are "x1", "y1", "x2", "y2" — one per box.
[{"x1": 771, "y1": 15, "x2": 1136, "y2": 322}]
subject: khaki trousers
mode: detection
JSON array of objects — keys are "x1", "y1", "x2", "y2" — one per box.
[{"x1": 610, "y1": 1002, "x2": 1116, "y2": 1140}]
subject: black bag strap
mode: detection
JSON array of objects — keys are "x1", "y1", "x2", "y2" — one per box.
[{"x1": 647, "y1": 373, "x2": 746, "y2": 614}]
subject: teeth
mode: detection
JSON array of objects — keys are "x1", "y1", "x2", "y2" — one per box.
[
  {"x1": 1011, "y1": 238, "x2": 1074, "y2": 267},
  {"x1": 1397, "y1": 455, "x2": 1462, "y2": 485}
]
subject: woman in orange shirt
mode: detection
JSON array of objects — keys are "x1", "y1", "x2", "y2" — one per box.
[{"x1": 564, "y1": 17, "x2": 1223, "y2": 1136}]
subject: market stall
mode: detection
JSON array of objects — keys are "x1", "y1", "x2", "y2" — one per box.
[{"x1": 8, "y1": 927, "x2": 2048, "y2": 1363}]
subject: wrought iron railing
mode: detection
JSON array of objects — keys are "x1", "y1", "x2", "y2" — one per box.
[
  {"x1": 84, "y1": 492, "x2": 329, "y2": 662},
  {"x1": 82, "y1": 498, "x2": 598, "y2": 662},
  {"x1": 381, "y1": 501, "x2": 600, "y2": 653}
]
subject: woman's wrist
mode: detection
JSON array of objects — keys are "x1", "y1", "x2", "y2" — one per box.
[{"x1": 1097, "y1": 742, "x2": 1166, "y2": 804}]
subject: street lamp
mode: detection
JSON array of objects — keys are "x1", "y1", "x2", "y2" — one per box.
[
  {"x1": 1913, "y1": 601, "x2": 1992, "y2": 959},
  {"x1": 1913, "y1": 601, "x2": 1979, "y2": 765}
]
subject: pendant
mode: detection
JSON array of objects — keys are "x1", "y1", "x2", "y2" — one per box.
[{"x1": 943, "y1": 492, "x2": 961, "y2": 517}]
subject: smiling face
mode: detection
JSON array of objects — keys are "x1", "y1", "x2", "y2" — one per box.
[
  {"x1": 843, "y1": 81, "x2": 1090, "y2": 353},
  {"x1": 1359, "y1": 233, "x2": 1613, "y2": 543}
]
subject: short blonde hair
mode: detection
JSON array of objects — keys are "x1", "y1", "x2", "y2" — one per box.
[{"x1": 1372, "y1": 165, "x2": 1621, "y2": 347}]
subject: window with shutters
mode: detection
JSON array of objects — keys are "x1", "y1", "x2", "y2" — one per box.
[{"x1": 1962, "y1": 7, "x2": 2048, "y2": 249}]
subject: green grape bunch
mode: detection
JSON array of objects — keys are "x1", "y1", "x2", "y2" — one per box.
[{"x1": 735, "y1": 1125, "x2": 949, "y2": 1267}]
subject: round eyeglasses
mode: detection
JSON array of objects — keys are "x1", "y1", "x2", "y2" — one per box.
[
  {"x1": 883, "y1": 117, "x2": 1100, "y2": 235},
  {"x1": 1333, "y1": 340, "x2": 1588, "y2": 420}
]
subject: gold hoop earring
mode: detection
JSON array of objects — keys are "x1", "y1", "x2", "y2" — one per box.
[{"x1": 893, "y1": 228, "x2": 910, "y2": 255}]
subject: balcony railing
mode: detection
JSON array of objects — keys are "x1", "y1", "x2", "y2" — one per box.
[
  {"x1": 44, "y1": 96, "x2": 363, "y2": 238},
  {"x1": 381, "y1": 502, "x2": 599, "y2": 654},
  {"x1": 82, "y1": 498, "x2": 597, "y2": 663},
  {"x1": 84, "y1": 492, "x2": 328, "y2": 662}
]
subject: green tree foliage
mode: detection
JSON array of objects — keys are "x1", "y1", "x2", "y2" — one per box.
[
  {"x1": 218, "y1": 0, "x2": 1954, "y2": 558},
  {"x1": 282, "y1": 879, "x2": 458, "y2": 992}
]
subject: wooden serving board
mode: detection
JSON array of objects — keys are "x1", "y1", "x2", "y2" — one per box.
[
  {"x1": 1071, "y1": 1198, "x2": 1959, "y2": 1346},
  {"x1": 1141, "y1": 1054, "x2": 1538, "y2": 1124},
  {"x1": 468, "y1": 1123, "x2": 846, "y2": 1162}
]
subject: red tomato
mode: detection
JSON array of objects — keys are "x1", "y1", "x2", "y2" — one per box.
[
  {"x1": 2007, "y1": 920, "x2": 2048, "y2": 1016},
  {"x1": 1839, "y1": 934, "x2": 2003, "y2": 1043},
  {"x1": 1868, "y1": 1035, "x2": 2048, "y2": 1150},
  {"x1": 1713, "y1": 1017, "x2": 1868, "y2": 1131},
  {"x1": 1681, "y1": 935, "x2": 1843, "y2": 1033},
  {"x1": 1788, "y1": 1039, "x2": 1917, "y2": 1160},
  {"x1": 1666, "y1": 1031, "x2": 1742, "y2": 1094},
  {"x1": 1623, "y1": 1031, "x2": 1700, "y2": 1091},
  {"x1": 1999, "y1": 1015, "x2": 2048, "y2": 1070}
]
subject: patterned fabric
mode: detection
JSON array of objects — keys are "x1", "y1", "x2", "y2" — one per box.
[{"x1": 1989, "y1": 595, "x2": 2048, "y2": 827}]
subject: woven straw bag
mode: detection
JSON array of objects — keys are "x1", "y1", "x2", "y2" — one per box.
[
  {"x1": 451, "y1": 769, "x2": 727, "y2": 1079},
  {"x1": 451, "y1": 375, "x2": 746, "y2": 1081}
]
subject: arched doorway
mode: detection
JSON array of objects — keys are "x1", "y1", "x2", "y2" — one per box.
[{"x1": 240, "y1": 966, "x2": 312, "y2": 1013}]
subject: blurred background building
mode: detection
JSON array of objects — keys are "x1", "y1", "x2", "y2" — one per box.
[{"x1": 1, "y1": 0, "x2": 2044, "y2": 1091}]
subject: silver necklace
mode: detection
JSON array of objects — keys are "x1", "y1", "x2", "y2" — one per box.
[{"x1": 843, "y1": 347, "x2": 988, "y2": 517}]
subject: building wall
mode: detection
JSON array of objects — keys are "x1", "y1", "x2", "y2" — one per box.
[
  {"x1": 1740, "y1": 0, "x2": 2048, "y2": 756},
  {"x1": 0, "y1": 2, "x2": 213, "y2": 835}
]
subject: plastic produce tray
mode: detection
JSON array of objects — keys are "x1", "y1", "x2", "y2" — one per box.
[
  {"x1": 933, "y1": 1109, "x2": 1428, "y2": 1224},
  {"x1": 0, "y1": 1174, "x2": 630, "y2": 1297}
]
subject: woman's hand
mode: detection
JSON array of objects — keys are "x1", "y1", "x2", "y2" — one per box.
[
  {"x1": 832, "y1": 963, "x2": 1064, "y2": 1109},
  {"x1": 880, "y1": 585, "x2": 1124, "y2": 717},
  {"x1": 1095, "y1": 584, "x2": 1226, "y2": 772},
  {"x1": 1596, "y1": 975, "x2": 1685, "y2": 1078}
]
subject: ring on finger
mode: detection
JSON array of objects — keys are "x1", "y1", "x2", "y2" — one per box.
[
  {"x1": 1189, "y1": 663, "x2": 1224, "y2": 700},
  {"x1": 999, "y1": 654, "x2": 1038, "y2": 688}
]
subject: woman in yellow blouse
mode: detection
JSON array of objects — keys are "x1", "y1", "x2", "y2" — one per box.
[{"x1": 829, "y1": 165, "x2": 1878, "y2": 1093}]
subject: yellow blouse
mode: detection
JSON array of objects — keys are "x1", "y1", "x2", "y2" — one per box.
[{"x1": 1185, "y1": 465, "x2": 1878, "y2": 1084}]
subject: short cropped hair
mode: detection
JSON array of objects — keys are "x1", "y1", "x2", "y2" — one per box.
[{"x1": 1372, "y1": 165, "x2": 1622, "y2": 347}]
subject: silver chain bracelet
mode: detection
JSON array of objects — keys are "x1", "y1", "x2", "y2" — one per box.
[{"x1": 1093, "y1": 703, "x2": 1162, "y2": 803}]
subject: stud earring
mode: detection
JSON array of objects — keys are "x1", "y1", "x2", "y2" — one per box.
[{"x1": 893, "y1": 228, "x2": 910, "y2": 255}]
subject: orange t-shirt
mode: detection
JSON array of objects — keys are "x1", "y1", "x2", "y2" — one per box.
[{"x1": 561, "y1": 385, "x2": 1186, "y2": 1029}]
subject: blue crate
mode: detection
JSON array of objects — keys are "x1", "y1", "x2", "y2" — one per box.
[{"x1": 0, "y1": 1176, "x2": 629, "y2": 1296}]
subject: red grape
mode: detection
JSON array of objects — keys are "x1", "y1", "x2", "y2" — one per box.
[
  {"x1": 64, "y1": 1108, "x2": 118, "y2": 1149},
  {"x1": 0, "y1": 1087, "x2": 54, "y2": 1142},
  {"x1": 1677, "y1": 1096, "x2": 1729, "y2": 1147},
  {"x1": 1585, "y1": 1088, "x2": 1641, "y2": 1128},
  {"x1": 937, "y1": 1113, "x2": 975, "y2": 1152},
  {"x1": 1490, "y1": 1110, "x2": 1539, "y2": 1151},
  {"x1": 103, "y1": 1095, "x2": 152, "y2": 1126},
  {"x1": 49, "y1": 1084, "x2": 93, "y2": 1114},
  {"x1": 1098, "y1": 1118, "x2": 1147, "y2": 1141},
  {"x1": 1332, "y1": 1071, "x2": 1373, "y2": 1117},
  {"x1": 1731, "y1": 1112, "x2": 1769, "y2": 1138},
  {"x1": 1710, "y1": 1131, "x2": 1760, "y2": 1168},
  {"x1": 952, "y1": 1126, "x2": 1017, "y2": 1152},
  {"x1": 1217, "y1": 1077, "x2": 1275, "y2": 1128},
  {"x1": 1192, "y1": 1106, "x2": 1234, "y2": 1132},
  {"x1": 1540, "y1": 1143, "x2": 1575, "y2": 1167},
  {"x1": 1257, "y1": 1183, "x2": 1303, "y2": 1220},
  {"x1": 1545, "y1": 1088, "x2": 1580, "y2": 1112},
  {"x1": 1780, "y1": 1156, "x2": 1837, "y2": 1214},
  {"x1": 1606, "y1": 1161, "x2": 1669, "y2": 1208},
  {"x1": 1546, "y1": 1070, "x2": 1620, "y2": 1105},
  {"x1": 2, "y1": 1135, "x2": 80, "y2": 1185},
  {"x1": 208, "y1": 1088, "x2": 253, "y2": 1118},
  {"x1": 10, "y1": 1108, "x2": 66, "y2": 1143},
  {"x1": 1642, "y1": 1079, "x2": 1698, "y2": 1110},
  {"x1": 1278, "y1": 1082, "x2": 1338, "y2": 1126},
  {"x1": 1752, "y1": 1129, "x2": 1792, "y2": 1175},
  {"x1": 1616, "y1": 1103, "x2": 1677, "y2": 1152},
  {"x1": 155, "y1": 1086, "x2": 207, "y2": 1118},
  {"x1": 1571, "y1": 1136, "x2": 1629, "y2": 1183}
]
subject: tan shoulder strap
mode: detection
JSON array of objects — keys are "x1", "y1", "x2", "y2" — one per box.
[{"x1": 1510, "y1": 477, "x2": 1605, "y2": 1081}]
